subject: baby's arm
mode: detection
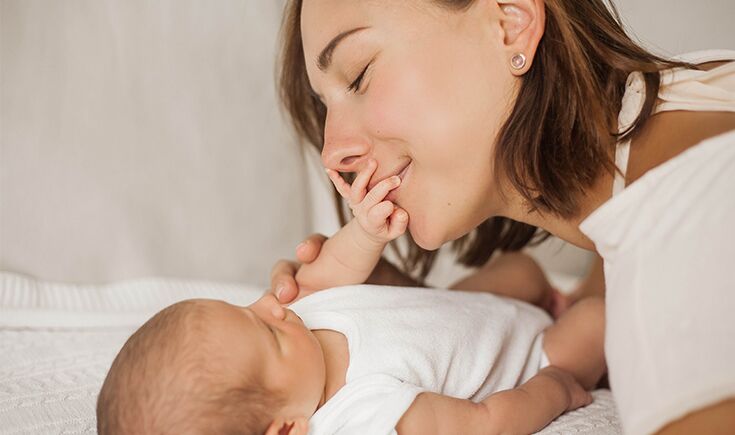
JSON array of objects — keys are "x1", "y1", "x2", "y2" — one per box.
[
  {"x1": 396, "y1": 366, "x2": 592, "y2": 435},
  {"x1": 294, "y1": 220, "x2": 387, "y2": 294},
  {"x1": 295, "y1": 160, "x2": 408, "y2": 294}
]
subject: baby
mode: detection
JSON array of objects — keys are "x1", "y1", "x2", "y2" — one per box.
[{"x1": 97, "y1": 162, "x2": 605, "y2": 435}]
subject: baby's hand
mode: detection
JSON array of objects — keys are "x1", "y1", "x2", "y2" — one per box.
[
  {"x1": 326, "y1": 159, "x2": 409, "y2": 244},
  {"x1": 539, "y1": 366, "x2": 593, "y2": 411}
]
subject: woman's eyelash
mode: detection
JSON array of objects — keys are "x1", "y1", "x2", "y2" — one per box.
[{"x1": 347, "y1": 62, "x2": 371, "y2": 93}]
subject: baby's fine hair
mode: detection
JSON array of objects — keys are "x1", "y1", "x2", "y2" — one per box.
[{"x1": 96, "y1": 300, "x2": 282, "y2": 435}]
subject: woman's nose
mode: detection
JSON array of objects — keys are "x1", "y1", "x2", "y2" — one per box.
[
  {"x1": 321, "y1": 112, "x2": 371, "y2": 172},
  {"x1": 321, "y1": 137, "x2": 372, "y2": 173}
]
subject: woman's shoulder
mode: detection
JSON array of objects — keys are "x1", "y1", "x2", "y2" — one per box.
[
  {"x1": 626, "y1": 110, "x2": 735, "y2": 186},
  {"x1": 625, "y1": 52, "x2": 735, "y2": 186},
  {"x1": 580, "y1": 129, "x2": 735, "y2": 255}
]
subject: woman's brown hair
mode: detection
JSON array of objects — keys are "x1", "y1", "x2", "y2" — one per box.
[{"x1": 278, "y1": 0, "x2": 694, "y2": 283}]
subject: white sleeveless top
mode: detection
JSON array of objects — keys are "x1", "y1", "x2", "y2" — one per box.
[{"x1": 580, "y1": 50, "x2": 735, "y2": 435}]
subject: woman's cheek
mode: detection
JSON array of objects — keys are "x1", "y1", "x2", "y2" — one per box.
[
  {"x1": 367, "y1": 57, "x2": 443, "y2": 136},
  {"x1": 363, "y1": 79, "x2": 412, "y2": 138}
]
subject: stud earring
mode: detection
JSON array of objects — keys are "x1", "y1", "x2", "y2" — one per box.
[{"x1": 510, "y1": 53, "x2": 527, "y2": 70}]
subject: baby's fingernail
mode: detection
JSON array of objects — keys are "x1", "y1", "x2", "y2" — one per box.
[
  {"x1": 392, "y1": 176, "x2": 401, "y2": 184},
  {"x1": 296, "y1": 241, "x2": 307, "y2": 252}
]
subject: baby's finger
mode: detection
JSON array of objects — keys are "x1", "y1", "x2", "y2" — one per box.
[
  {"x1": 367, "y1": 200, "x2": 395, "y2": 226},
  {"x1": 363, "y1": 175, "x2": 401, "y2": 208},
  {"x1": 350, "y1": 159, "x2": 377, "y2": 204},
  {"x1": 325, "y1": 169, "x2": 352, "y2": 199},
  {"x1": 386, "y1": 207, "x2": 409, "y2": 239}
]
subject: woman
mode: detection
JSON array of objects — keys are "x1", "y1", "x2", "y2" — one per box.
[{"x1": 272, "y1": 0, "x2": 735, "y2": 433}]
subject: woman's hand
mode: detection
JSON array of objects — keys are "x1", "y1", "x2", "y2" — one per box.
[{"x1": 269, "y1": 233, "x2": 326, "y2": 304}]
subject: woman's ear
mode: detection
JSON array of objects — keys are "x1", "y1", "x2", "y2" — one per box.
[
  {"x1": 265, "y1": 416, "x2": 309, "y2": 435},
  {"x1": 496, "y1": 0, "x2": 545, "y2": 75}
]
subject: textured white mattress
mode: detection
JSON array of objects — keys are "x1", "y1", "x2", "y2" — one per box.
[{"x1": 0, "y1": 272, "x2": 620, "y2": 434}]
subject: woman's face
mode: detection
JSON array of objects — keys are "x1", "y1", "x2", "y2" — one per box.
[{"x1": 301, "y1": 0, "x2": 520, "y2": 249}]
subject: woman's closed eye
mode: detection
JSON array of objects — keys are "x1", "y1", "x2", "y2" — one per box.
[{"x1": 347, "y1": 60, "x2": 373, "y2": 93}]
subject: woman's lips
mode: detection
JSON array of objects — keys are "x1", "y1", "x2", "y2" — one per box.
[
  {"x1": 368, "y1": 160, "x2": 411, "y2": 191},
  {"x1": 397, "y1": 161, "x2": 411, "y2": 181},
  {"x1": 386, "y1": 160, "x2": 411, "y2": 202}
]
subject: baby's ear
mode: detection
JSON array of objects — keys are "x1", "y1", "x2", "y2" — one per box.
[{"x1": 265, "y1": 416, "x2": 308, "y2": 435}]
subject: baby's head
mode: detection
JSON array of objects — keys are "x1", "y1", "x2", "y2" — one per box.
[{"x1": 97, "y1": 294, "x2": 325, "y2": 435}]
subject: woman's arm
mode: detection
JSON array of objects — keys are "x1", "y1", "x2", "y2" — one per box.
[
  {"x1": 450, "y1": 252, "x2": 552, "y2": 305},
  {"x1": 449, "y1": 252, "x2": 571, "y2": 317},
  {"x1": 656, "y1": 399, "x2": 735, "y2": 435},
  {"x1": 365, "y1": 256, "x2": 421, "y2": 287},
  {"x1": 569, "y1": 253, "x2": 605, "y2": 302}
]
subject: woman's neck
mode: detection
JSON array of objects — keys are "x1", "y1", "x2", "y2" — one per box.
[{"x1": 498, "y1": 169, "x2": 614, "y2": 251}]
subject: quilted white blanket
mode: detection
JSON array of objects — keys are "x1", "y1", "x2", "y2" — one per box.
[{"x1": 0, "y1": 272, "x2": 620, "y2": 434}]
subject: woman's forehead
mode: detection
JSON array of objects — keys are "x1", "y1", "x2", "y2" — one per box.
[
  {"x1": 301, "y1": 0, "x2": 374, "y2": 52},
  {"x1": 300, "y1": 0, "x2": 458, "y2": 79},
  {"x1": 299, "y1": 0, "x2": 439, "y2": 51}
]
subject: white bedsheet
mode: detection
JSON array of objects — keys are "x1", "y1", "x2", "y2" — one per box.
[{"x1": 0, "y1": 272, "x2": 620, "y2": 434}]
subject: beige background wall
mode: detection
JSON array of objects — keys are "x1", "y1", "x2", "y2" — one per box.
[
  {"x1": 615, "y1": 0, "x2": 734, "y2": 54},
  {"x1": 1, "y1": 0, "x2": 306, "y2": 286}
]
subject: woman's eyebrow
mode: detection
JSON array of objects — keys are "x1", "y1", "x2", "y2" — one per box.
[{"x1": 317, "y1": 26, "x2": 370, "y2": 72}]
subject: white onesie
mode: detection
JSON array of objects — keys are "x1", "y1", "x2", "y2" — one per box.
[{"x1": 289, "y1": 285, "x2": 552, "y2": 435}]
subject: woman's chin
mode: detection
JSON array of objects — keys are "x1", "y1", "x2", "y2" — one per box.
[{"x1": 408, "y1": 222, "x2": 445, "y2": 251}]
